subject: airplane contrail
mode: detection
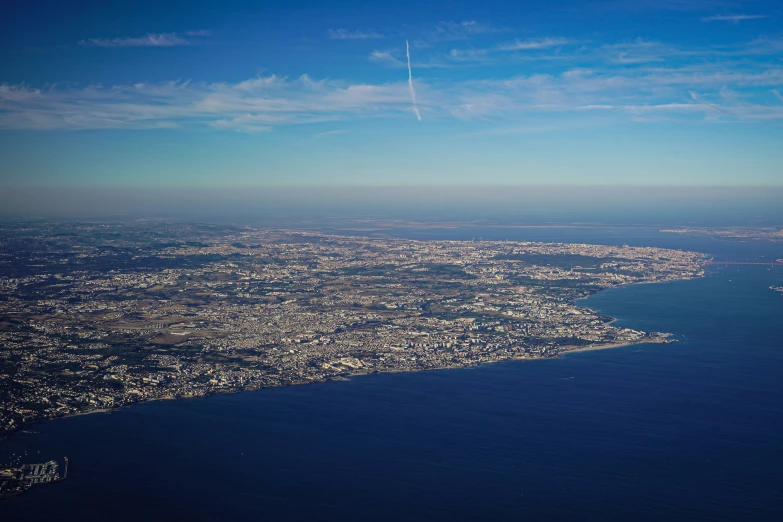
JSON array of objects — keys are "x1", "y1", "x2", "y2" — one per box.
[{"x1": 406, "y1": 40, "x2": 422, "y2": 121}]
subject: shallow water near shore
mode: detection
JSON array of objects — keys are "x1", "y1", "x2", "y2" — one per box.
[{"x1": 2, "y1": 230, "x2": 782, "y2": 521}]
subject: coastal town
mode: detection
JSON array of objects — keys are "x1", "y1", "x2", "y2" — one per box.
[{"x1": 0, "y1": 222, "x2": 706, "y2": 437}]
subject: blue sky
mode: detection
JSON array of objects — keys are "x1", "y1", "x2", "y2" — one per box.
[{"x1": 1, "y1": 0, "x2": 782, "y2": 187}]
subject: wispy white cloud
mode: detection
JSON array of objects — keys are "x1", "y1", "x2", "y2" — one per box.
[
  {"x1": 421, "y1": 20, "x2": 506, "y2": 43},
  {"x1": 80, "y1": 31, "x2": 211, "y2": 47},
  {"x1": 371, "y1": 47, "x2": 490, "y2": 69},
  {"x1": 702, "y1": 13, "x2": 767, "y2": 22},
  {"x1": 368, "y1": 50, "x2": 406, "y2": 67},
  {"x1": 397, "y1": 37, "x2": 580, "y2": 68},
  {"x1": 427, "y1": 32, "x2": 783, "y2": 70},
  {"x1": 610, "y1": 0, "x2": 742, "y2": 11},
  {"x1": 689, "y1": 90, "x2": 728, "y2": 115},
  {"x1": 612, "y1": 52, "x2": 664, "y2": 64},
  {"x1": 498, "y1": 37, "x2": 577, "y2": 51},
  {"x1": 600, "y1": 39, "x2": 678, "y2": 64},
  {"x1": 449, "y1": 20, "x2": 502, "y2": 34},
  {"x1": 448, "y1": 62, "x2": 783, "y2": 122},
  {"x1": 446, "y1": 48, "x2": 491, "y2": 63},
  {"x1": 328, "y1": 28, "x2": 384, "y2": 40},
  {"x1": 314, "y1": 129, "x2": 346, "y2": 137},
  {"x1": 0, "y1": 76, "x2": 414, "y2": 131},
  {"x1": 210, "y1": 117, "x2": 273, "y2": 133},
  {"x1": 741, "y1": 37, "x2": 783, "y2": 55},
  {"x1": 5, "y1": 33, "x2": 783, "y2": 131}
]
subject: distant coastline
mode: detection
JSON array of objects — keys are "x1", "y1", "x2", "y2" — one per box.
[
  {"x1": 4, "y1": 274, "x2": 690, "y2": 441},
  {"x1": 661, "y1": 227, "x2": 783, "y2": 243},
  {"x1": 35, "y1": 336, "x2": 673, "y2": 436}
]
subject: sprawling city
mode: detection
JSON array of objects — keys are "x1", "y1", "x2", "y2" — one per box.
[{"x1": 0, "y1": 221, "x2": 705, "y2": 438}]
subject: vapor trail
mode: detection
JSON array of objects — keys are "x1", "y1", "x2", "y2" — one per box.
[{"x1": 405, "y1": 40, "x2": 422, "y2": 121}]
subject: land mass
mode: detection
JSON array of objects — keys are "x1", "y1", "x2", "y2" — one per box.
[
  {"x1": 661, "y1": 227, "x2": 783, "y2": 243},
  {"x1": 0, "y1": 222, "x2": 705, "y2": 437}
]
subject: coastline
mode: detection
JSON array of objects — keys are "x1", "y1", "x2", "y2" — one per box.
[
  {"x1": 557, "y1": 337, "x2": 672, "y2": 355},
  {"x1": 64, "y1": 409, "x2": 112, "y2": 418},
  {"x1": 3, "y1": 336, "x2": 672, "y2": 442},
  {"x1": 1, "y1": 270, "x2": 704, "y2": 442}
]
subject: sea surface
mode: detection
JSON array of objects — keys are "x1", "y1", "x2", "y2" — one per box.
[{"x1": 2, "y1": 228, "x2": 782, "y2": 521}]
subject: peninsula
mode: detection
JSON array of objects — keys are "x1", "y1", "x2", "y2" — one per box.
[
  {"x1": 661, "y1": 227, "x2": 783, "y2": 243},
  {"x1": 0, "y1": 222, "x2": 705, "y2": 437}
]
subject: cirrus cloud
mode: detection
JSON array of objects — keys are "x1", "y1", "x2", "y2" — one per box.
[
  {"x1": 702, "y1": 14, "x2": 768, "y2": 22},
  {"x1": 80, "y1": 30, "x2": 211, "y2": 47},
  {"x1": 4, "y1": 34, "x2": 783, "y2": 131},
  {"x1": 328, "y1": 28, "x2": 384, "y2": 40}
]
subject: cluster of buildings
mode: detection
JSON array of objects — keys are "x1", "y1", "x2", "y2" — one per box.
[
  {"x1": 0, "y1": 222, "x2": 705, "y2": 436},
  {"x1": 0, "y1": 459, "x2": 66, "y2": 497}
]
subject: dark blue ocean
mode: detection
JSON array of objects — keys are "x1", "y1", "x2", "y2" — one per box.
[{"x1": 2, "y1": 228, "x2": 782, "y2": 521}]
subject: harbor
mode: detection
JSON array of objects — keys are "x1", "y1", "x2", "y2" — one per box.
[{"x1": 0, "y1": 457, "x2": 68, "y2": 498}]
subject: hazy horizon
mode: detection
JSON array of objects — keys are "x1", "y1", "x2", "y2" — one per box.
[{"x1": 2, "y1": 185, "x2": 781, "y2": 226}]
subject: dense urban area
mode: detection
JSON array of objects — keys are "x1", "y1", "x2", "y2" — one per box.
[{"x1": 0, "y1": 222, "x2": 706, "y2": 437}]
